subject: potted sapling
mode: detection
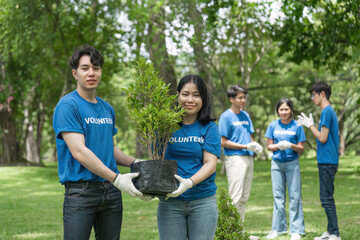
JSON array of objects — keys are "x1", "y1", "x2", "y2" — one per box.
[{"x1": 123, "y1": 58, "x2": 184, "y2": 196}]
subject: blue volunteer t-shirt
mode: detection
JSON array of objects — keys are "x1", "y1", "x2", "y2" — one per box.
[
  {"x1": 53, "y1": 90, "x2": 119, "y2": 184},
  {"x1": 317, "y1": 105, "x2": 339, "y2": 164},
  {"x1": 265, "y1": 119, "x2": 306, "y2": 162},
  {"x1": 218, "y1": 109, "x2": 254, "y2": 156},
  {"x1": 165, "y1": 121, "x2": 221, "y2": 201}
]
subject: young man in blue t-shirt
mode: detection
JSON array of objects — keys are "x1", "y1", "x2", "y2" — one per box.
[
  {"x1": 53, "y1": 45, "x2": 146, "y2": 239},
  {"x1": 297, "y1": 82, "x2": 341, "y2": 240},
  {"x1": 218, "y1": 85, "x2": 263, "y2": 222}
]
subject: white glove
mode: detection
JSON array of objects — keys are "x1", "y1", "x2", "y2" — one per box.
[
  {"x1": 278, "y1": 140, "x2": 292, "y2": 150},
  {"x1": 246, "y1": 142, "x2": 257, "y2": 152},
  {"x1": 166, "y1": 175, "x2": 193, "y2": 199},
  {"x1": 247, "y1": 142, "x2": 263, "y2": 154},
  {"x1": 112, "y1": 173, "x2": 143, "y2": 198},
  {"x1": 133, "y1": 158, "x2": 146, "y2": 163},
  {"x1": 254, "y1": 142, "x2": 263, "y2": 154},
  {"x1": 297, "y1": 112, "x2": 315, "y2": 128}
]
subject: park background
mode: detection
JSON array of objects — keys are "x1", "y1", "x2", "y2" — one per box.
[{"x1": 0, "y1": 0, "x2": 359, "y2": 239}]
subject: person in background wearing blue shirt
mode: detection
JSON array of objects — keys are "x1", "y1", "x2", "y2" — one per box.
[
  {"x1": 157, "y1": 75, "x2": 221, "y2": 240},
  {"x1": 297, "y1": 82, "x2": 341, "y2": 240},
  {"x1": 265, "y1": 98, "x2": 306, "y2": 240},
  {"x1": 218, "y1": 85, "x2": 263, "y2": 222},
  {"x1": 53, "y1": 45, "x2": 147, "y2": 240}
]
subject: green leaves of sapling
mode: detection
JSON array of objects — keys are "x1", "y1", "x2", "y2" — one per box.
[{"x1": 123, "y1": 58, "x2": 184, "y2": 160}]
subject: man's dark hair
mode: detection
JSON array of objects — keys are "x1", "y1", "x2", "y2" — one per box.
[
  {"x1": 69, "y1": 45, "x2": 104, "y2": 70},
  {"x1": 177, "y1": 75, "x2": 215, "y2": 124},
  {"x1": 227, "y1": 85, "x2": 247, "y2": 99},
  {"x1": 309, "y1": 82, "x2": 332, "y2": 100}
]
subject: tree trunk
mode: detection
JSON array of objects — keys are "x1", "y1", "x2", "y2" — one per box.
[
  {"x1": 0, "y1": 59, "x2": 19, "y2": 165},
  {"x1": 25, "y1": 122, "x2": 40, "y2": 163},
  {"x1": 338, "y1": 110, "x2": 345, "y2": 156},
  {"x1": 23, "y1": 86, "x2": 44, "y2": 165},
  {"x1": 146, "y1": 6, "x2": 177, "y2": 95},
  {"x1": 36, "y1": 102, "x2": 45, "y2": 161},
  {"x1": 0, "y1": 109, "x2": 18, "y2": 165},
  {"x1": 186, "y1": 0, "x2": 215, "y2": 111}
]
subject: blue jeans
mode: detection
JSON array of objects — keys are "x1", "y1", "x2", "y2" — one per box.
[
  {"x1": 157, "y1": 195, "x2": 218, "y2": 240},
  {"x1": 318, "y1": 164, "x2": 339, "y2": 236},
  {"x1": 271, "y1": 159, "x2": 305, "y2": 234},
  {"x1": 63, "y1": 181, "x2": 123, "y2": 240}
]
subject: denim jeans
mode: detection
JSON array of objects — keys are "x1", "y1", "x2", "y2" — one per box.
[
  {"x1": 157, "y1": 194, "x2": 218, "y2": 240},
  {"x1": 318, "y1": 164, "x2": 339, "y2": 236},
  {"x1": 63, "y1": 181, "x2": 123, "y2": 240},
  {"x1": 271, "y1": 159, "x2": 305, "y2": 234}
]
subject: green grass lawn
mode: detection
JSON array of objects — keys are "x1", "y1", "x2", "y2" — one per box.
[{"x1": 0, "y1": 156, "x2": 359, "y2": 240}]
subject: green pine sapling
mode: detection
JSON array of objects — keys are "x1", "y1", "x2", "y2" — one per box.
[{"x1": 123, "y1": 58, "x2": 184, "y2": 160}]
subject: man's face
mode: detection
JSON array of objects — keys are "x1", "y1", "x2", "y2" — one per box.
[
  {"x1": 230, "y1": 92, "x2": 247, "y2": 109},
  {"x1": 72, "y1": 55, "x2": 102, "y2": 91},
  {"x1": 311, "y1": 91, "x2": 323, "y2": 106}
]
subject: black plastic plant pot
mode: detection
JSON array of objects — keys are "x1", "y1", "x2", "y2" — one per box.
[{"x1": 130, "y1": 160, "x2": 178, "y2": 197}]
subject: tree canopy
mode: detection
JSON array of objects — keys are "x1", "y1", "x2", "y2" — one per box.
[{"x1": 0, "y1": 0, "x2": 358, "y2": 165}]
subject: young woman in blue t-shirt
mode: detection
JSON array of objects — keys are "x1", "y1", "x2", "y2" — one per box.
[
  {"x1": 157, "y1": 75, "x2": 221, "y2": 240},
  {"x1": 265, "y1": 98, "x2": 306, "y2": 240}
]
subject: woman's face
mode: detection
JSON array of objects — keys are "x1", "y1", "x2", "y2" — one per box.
[
  {"x1": 278, "y1": 103, "x2": 292, "y2": 121},
  {"x1": 178, "y1": 82, "x2": 203, "y2": 118}
]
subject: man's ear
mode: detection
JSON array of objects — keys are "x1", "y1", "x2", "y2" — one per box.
[
  {"x1": 229, "y1": 97, "x2": 234, "y2": 103},
  {"x1": 72, "y1": 69, "x2": 77, "y2": 80},
  {"x1": 320, "y1": 91, "x2": 326, "y2": 98}
]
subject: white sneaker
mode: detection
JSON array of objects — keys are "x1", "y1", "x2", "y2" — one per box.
[
  {"x1": 266, "y1": 231, "x2": 278, "y2": 239},
  {"x1": 291, "y1": 233, "x2": 301, "y2": 240},
  {"x1": 314, "y1": 232, "x2": 330, "y2": 240},
  {"x1": 328, "y1": 235, "x2": 341, "y2": 240}
]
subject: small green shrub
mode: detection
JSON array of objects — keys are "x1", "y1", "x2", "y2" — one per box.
[
  {"x1": 123, "y1": 58, "x2": 184, "y2": 160},
  {"x1": 215, "y1": 188, "x2": 250, "y2": 240}
]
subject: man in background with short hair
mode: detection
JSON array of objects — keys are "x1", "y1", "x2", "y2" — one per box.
[
  {"x1": 297, "y1": 82, "x2": 341, "y2": 240},
  {"x1": 218, "y1": 85, "x2": 263, "y2": 221}
]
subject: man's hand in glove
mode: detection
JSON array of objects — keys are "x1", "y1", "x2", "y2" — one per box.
[
  {"x1": 166, "y1": 175, "x2": 194, "y2": 199},
  {"x1": 112, "y1": 173, "x2": 143, "y2": 198},
  {"x1": 247, "y1": 142, "x2": 263, "y2": 154},
  {"x1": 297, "y1": 112, "x2": 315, "y2": 128},
  {"x1": 278, "y1": 140, "x2": 292, "y2": 151}
]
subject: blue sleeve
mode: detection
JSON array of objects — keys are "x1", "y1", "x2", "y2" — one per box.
[
  {"x1": 320, "y1": 108, "x2": 331, "y2": 129},
  {"x1": 296, "y1": 125, "x2": 307, "y2": 142},
  {"x1": 203, "y1": 123, "x2": 221, "y2": 158},
  {"x1": 53, "y1": 102, "x2": 84, "y2": 139},
  {"x1": 265, "y1": 121, "x2": 274, "y2": 139},
  {"x1": 218, "y1": 114, "x2": 230, "y2": 139}
]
